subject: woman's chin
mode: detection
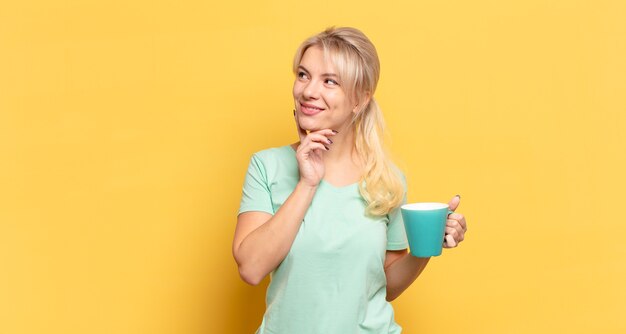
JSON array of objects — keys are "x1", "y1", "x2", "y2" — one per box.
[{"x1": 298, "y1": 121, "x2": 322, "y2": 132}]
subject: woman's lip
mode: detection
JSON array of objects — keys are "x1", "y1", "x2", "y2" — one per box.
[{"x1": 300, "y1": 103, "x2": 324, "y2": 116}]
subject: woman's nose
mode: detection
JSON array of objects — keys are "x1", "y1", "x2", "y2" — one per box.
[{"x1": 303, "y1": 80, "x2": 320, "y2": 99}]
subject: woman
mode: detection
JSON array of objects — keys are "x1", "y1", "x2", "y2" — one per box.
[{"x1": 233, "y1": 27, "x2": 468, "y2": 333}]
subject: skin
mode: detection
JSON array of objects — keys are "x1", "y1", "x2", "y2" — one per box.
[{"x1": 232, "y1": 46, "x2": 468, "y2": 301}]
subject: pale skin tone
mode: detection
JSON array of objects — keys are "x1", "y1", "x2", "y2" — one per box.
[{"x1": 232, "y1": 46, "x2": 468, "y2": 301}]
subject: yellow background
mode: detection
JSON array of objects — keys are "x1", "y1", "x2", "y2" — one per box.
[{"x1": 1, "y1": 0, "x2": 625, "y2": 333}]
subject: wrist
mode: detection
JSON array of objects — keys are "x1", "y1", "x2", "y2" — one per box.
[{"x1": 297, "y1": 180, "x2": 319, "y2": 192}]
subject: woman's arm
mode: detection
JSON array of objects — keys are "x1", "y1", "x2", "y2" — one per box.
[
  {"x1": 384, "y1": 249, "x2": 430, "y2": 301},
  {"x1": 233, "y1": 110, "x2": 337, "y2": 286},
  {"x1": 232, "y1": 181, "x2": 317, "y2": 286}
]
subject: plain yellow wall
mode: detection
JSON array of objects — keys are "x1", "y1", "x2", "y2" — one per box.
[{"x1": 1, "y1": 0, "x2": 625, "y2": 333}]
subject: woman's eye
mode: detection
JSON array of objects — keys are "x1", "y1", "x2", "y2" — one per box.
[
  {"x1": 325, "y1": 79, "x2": 339, "y2": 86},
  {"x1": 297, "y1": 71, "x2": 308, "y2": 79}
]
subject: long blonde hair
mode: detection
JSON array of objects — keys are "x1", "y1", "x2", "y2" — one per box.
[{"x1": 293, "y1": 27, "x2": 405, "y2": 216}]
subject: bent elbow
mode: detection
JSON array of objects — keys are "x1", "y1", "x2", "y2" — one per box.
[
  {"x1": 386, "y1": 289, "x2": 398, "y2": 302},
  {"x1": 240, "y1": 273, "x2": 262, "y2": 286},
  {"x1": 233, "y1": 250, "x2": 261, "y2": 285},
  {"x1": 238, "y1": 265, "x2": 264, "y2": 286},
  {"x1": 233, "y1": 248, "x2": 267, "y2": 286}
]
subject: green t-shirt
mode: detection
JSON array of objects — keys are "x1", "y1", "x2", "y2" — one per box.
[{"x1": 238, "y1": 145, "x2": 409, "y2": 334}]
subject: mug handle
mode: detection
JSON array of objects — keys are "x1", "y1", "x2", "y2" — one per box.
[{"x1": 444, "y1": 209, "x2": 455, "y2": 244}]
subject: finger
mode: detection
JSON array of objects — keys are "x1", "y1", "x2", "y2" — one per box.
[
  {"x1": 299, "y1": 141, "x2": 330, "y2": 153},
  {"x1": 443, "y1": 228, "x2": 454, "y2": 248},
  {"x1": 446, "y1": 218, "x2": 463, "y2": 230},
  {"x1": 448, "y1": 213, "x2": 467, "y2": 232},
  {"x1": 444, "y1": 226, "x2": 462, "y2": 245},
  {"x1": 309, "y1": 128, "x2": 339, "y2": 137},
  {"x1": 448, "y1": 195, "x2": 461, "y2": 212},
  {"x1": 450, "y1": 224, "x2": 465, "y2": 241},
  {"x1": 305, "y1": 132, "x2": 336, "y2": 146},
  {"x1": 294, "y1": 110, "x2": 307, "y2": 142},
  {"x1": 459, "y1": 216, "x2": 467, "y2": 232},
  {"x1": 445, "y1": 226, "x2": 458, "y2": 238},
  {"x1": 444, "y1": 234, "x2": 457, "y2": 248}
]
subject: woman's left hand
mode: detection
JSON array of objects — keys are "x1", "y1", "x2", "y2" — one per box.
[{"x1": 444, "y1": 195, "x2": 467, "y2": 248}]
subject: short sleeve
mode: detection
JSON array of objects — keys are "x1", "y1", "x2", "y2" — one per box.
[
  {"x1": 386, "y1": 173, "x2": 409, "y2": 250},
  {"x1": 238, "y1": 154, "x2": 274, "y2": 215}
]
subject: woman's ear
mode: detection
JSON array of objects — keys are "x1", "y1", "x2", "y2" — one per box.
[{"x1": 353, "y1": 93, "x2": 372, "y2": 114}]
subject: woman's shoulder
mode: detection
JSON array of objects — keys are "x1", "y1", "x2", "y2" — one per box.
[
  {"x1": 250, "y1": 144, "x2": 295, "y2": 159},
  {"x1": 247, "y1": 145, "x2": 297, "y2": 170},
  {"x1": 246, "y1": 144, "x2": 299, "y2": 181}
]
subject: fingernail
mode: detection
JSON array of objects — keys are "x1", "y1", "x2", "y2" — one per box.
[
  {"x1": 324, "y1": 145, "x2": 330, "y2": 151},
  {"x1": 327, "y1": 139, "x2": 333, "y2": 144},
  {"x1": 332, "y1": 130, "x2": 338, "y2": 134},
  {"x1": 456, "y1": 194, "x2": 461, "y2": 199}
]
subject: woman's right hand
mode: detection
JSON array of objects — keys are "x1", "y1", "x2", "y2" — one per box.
[{"x1": 294, "y1": 112, "x2": 337, "y2": 188}]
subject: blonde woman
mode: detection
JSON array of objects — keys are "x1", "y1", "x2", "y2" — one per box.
[{"x1": 233, "y1": 27, "x2": 468, "y2": 333}]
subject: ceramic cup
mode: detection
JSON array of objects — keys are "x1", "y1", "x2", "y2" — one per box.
[{"x1": 400, "y1": 202, "x2": 454, "y2": 257}]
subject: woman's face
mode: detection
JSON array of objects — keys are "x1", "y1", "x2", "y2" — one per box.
[{"x1": 293, "y1": 46, "x2": 355, "y2": 132}]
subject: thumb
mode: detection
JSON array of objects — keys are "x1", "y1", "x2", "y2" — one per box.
[{"x1": 448, "y1": 195, "x2": 461, "y2": 212}]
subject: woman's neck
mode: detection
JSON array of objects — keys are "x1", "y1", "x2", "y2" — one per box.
[
  {"x1": 322, "y1": 127, "x2": 357, "y2": 165},
  {"x1": 291, "y1": 127, "x2": 363, "y2": 186}
]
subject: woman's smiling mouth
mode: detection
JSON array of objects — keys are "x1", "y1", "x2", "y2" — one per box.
[{"x1": 300, "y1": 102, "x2": 325, "y2": 116}]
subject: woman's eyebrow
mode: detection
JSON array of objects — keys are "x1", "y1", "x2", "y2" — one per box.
[{"x1": 298, "y1": 65, "x2": 338, "y2": 77}]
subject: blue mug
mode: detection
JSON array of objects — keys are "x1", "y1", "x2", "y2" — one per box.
[{"x1": 400, "y1": 202, "x2": 454, "y2": 257}]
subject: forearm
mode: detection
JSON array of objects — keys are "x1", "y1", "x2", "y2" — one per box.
[
  {"x1": 236, "y1": 181, "x2": 317, "y2": 285},
  {"x1": 385, "y1": 253, "x2": 431, "y2": 301}
]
